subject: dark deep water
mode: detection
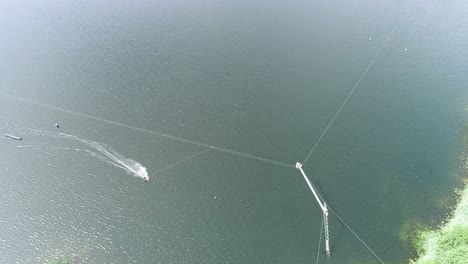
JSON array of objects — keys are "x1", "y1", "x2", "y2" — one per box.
[{"x1": 1, "y1": 0, "x2": 467, "y2": 263}]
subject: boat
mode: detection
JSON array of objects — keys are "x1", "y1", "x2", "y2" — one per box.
[{"x1": 3, "y1": 134, "x2": 22, "y2": 140}]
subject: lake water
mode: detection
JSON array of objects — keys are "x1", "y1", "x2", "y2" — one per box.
[{"x1": 1, "y1": 0, "x2": 467, "y2": 263}]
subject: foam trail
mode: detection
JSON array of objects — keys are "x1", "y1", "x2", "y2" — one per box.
[
  {"x1": 26, "y1": 128, "x2": 149, "y2": 180},
  {"x1": 51, "y1": 146, "x2": 128, "y2": 171},
  {"x1": 87, "y1": 141, "x2": 149, "y2": 180},
  {"x1": 57, "y1": 133, "x2": 149, "y2": 180}
]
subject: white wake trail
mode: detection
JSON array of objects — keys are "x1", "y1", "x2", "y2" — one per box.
[
  {"x1": 53, "y1": 146, "x2": 129, "y2": 171},
  {"x1": 26, "y1": 128, "x2": 149, "y2": 181},
  {"x1": 87, "y1": 140, "x2": 149, "y2": 180},
  {"x1": 57, "y1": 133, "x2": 149, "y2": 181}
]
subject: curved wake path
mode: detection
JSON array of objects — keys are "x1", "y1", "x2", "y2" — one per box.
[
  {"x1": 59, "y1": 133, "x2": 149, "y2": 181},
  {"x1": 27, "y1": 129, "x2": 149, "y2": 181},
  {"x1": 17, "y1": 144, "x2": 128, "y2": 171}
]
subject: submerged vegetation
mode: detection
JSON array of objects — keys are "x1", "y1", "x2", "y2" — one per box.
[
  {"x1": 46, "y1": 257, "x2": 73, "y2": 264},
  {"x1": 409, "y1": 122, "x2": 468, "y2": 264},
  {"x1": 46, "y1": 255, "x2": 79, "y2": 264},
  {"x1": 410, "y1": 222, "x2": 468, "y2": 264}
]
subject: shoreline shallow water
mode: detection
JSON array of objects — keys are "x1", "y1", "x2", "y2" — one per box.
[
  {"x1": 410, "y1": 187, "x2": 468, "y2": 264},
  {"x1": 410, "y1": 123, "x2": 468, "y2": 264}
]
